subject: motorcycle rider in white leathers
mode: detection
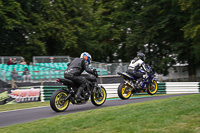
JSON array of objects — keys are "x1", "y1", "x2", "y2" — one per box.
[{"x1": 126, "y1": 53, "x2": 148, "y2": 84}]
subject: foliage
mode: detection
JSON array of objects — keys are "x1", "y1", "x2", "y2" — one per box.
[
  {"x1": 0, "y1": 0, "x2": 27, "y2": 57},
  {"x1": 179, "y1": 0, "x2": 200, "y2": 63},
  {"x1": 0, "y1": 0, "x2": 200, "y2": 75}
]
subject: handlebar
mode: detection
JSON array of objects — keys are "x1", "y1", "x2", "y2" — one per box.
[{"x1": 93, "y1": 70, "x2": 99, "y2": 78}]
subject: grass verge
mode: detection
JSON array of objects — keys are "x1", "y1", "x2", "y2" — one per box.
[
  {"x1": 0, "y1": 102, "x2": 49, "y2": 112},
  {"x1": 0, "y1": 94, "x2": 200, "y2": 133}
]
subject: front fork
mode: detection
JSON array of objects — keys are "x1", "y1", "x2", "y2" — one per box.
[{"x1": 93, "y1": 84, "x2": 104, "y2": 98}]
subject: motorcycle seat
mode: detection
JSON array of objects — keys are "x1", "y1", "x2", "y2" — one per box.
[{"x1": 56, "y1": 78, "x2": 74, "y2": 87}]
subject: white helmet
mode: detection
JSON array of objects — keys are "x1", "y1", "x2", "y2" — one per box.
[{"x1": 80, "y1": 52, "x2": 92, "y2": 64}]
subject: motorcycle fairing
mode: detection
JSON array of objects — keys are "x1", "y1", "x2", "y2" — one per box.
[
  {"x1": 138, "y1": 69, "x2": 146, "y2": 74},
  {"x1": 141, "y1": 74, "x2": 156, "y2": 89}
]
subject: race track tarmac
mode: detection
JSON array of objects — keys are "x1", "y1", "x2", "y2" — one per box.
[{"x1": 0, "y1": 94, "x2": 192, "y2": 128}]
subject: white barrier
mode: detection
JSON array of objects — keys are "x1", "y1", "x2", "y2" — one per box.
[
  {"x1": 40, "y1": 82, "x2": 200, "y2": 101},
  {"x1": 100, "y1": 84, "x2": 119, "y2": 98},
  {"x1": 101, "y1": 82, "x2": 200, "y2": 98},
  {"x1": 165, "y1": 82, "x2": 200, "y2": 94},
  {"x1": 40, "y1": 86, "x2": 45, "y2": 102}
]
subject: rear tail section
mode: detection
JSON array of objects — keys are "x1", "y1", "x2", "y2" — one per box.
[
  {"x1": 117, "y1": 72, "x2": 134, "y2": 80},
  {"x1": 56, "y1": 78, "x2": 75, "y2": 87}
]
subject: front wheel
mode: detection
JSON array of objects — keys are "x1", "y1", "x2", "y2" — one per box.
[
  {"x1": 147, "y1": 80, "x2": 158, "y2": 95},
  {"x1": 118, "y1": 83, "x2": 132, "y2": 100},
  {"x1": 50, "y1": 90, "x2": 70, "y2": 112},
  {"x1": 91, "y1": 86, "x2": 107, "y2": 106}
]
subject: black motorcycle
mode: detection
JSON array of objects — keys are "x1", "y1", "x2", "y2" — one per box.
[{"x1": 50, "y1": 73, "x2": 107, "y2": 112}]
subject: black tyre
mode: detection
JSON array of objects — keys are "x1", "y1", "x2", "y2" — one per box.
[
  {"x1": 91, "y1": 86, "x2": 107, "y2": 106},
  {"x1": 50, "y1": 90, "x2": 70, "y2": 112},
  {"x1": 147, "y1": 80, "x2": 158, "y2": 95},
  {"x1": 118, "y1": 83, "x2": 132, "y2": 100},
  {"x1": 3, "y1": 99, "x2": 7, "y2": 104}
]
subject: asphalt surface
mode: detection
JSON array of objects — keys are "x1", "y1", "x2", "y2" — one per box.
[{"x1": 0, "y1": 94, "x2": 192, "y2": 128}]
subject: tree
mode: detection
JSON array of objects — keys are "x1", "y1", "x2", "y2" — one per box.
[
  {"x1": 17, "y1": 0, "x2": 78, "y2": 57},
  {"x1": 178, "y1": 0, "x2": 200, "y2": 77},
  {"x1": 15, "y1": 0, "x2": 97, "y2": 61},
  {"x1": 0, "y1": 0, "x2": 27, "y2": 57},
  {"x1": 117, "y1": 0, "x2": 188, "y2": 75},
  {"x1": 0, "y1": 0, "x2": 199, "y2": 79},
  {"x1": 89, "y1": 0, "x2": 127, "y2": 62}
]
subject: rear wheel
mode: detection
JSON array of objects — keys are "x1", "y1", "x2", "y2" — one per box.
[
  {"x1": 118, "y1": 83, "x2": 132, "y2": 100},
  {"x1": 50, "y1": 90, "x2": 70, "y2": 112},
  {"x1": 91, "y1": 86, "x2": 107, "y2": 106},
  {"x1": 147, "y1": 80, "x2": 158, "y2": 95},
  {"x1": 3, "y1": 99, "x2": 7, "y2": 104}
]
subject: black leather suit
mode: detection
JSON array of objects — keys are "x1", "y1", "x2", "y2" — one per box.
[{"x1": 64, "y1": 58, "x2": 95, "y2": 100}]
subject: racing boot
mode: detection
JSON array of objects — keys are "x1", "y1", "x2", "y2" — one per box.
[{"x1": 75, "y1": 87, "x2": 85, "y2": 101}]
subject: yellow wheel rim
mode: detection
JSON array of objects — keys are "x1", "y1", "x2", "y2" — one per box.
[
  {"x1": 55, "y1": 92, "x2": 69, "y2": 111},
  {"x1": 94, "y1": 87, "x2": 106, "y2": 105},
  {"x1": 121, "y1": 84, "x2": 131, "y2": 98},
  {"x1": 148, "y1": 81, "x2": 158, "y2": 94}
]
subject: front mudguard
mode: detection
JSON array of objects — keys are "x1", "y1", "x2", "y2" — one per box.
[{"x1": 152, "y1": 78, "x2": 157, "y2": 82}]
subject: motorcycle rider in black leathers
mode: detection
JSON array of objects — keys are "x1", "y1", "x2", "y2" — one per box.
[
  {"x1": 126, "y1": 53, "x2": 148, "y2": 84},
  {"x1": 64, "y1": 52, "x2": 97, "y2": 101}
]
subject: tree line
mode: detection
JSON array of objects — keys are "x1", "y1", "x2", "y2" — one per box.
[{"x1": 0, "y1": 0, "x2": 199, "y2": 76}]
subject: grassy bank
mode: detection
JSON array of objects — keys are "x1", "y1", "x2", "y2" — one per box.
[
  {"x1": 0, "y1": 101, "x2": 49, "y2": 112},
  {"x1": 0, "y1": 94, "x2": 200, "y2": 133}
]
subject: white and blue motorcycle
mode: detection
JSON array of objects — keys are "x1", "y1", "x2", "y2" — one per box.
[{"x1": 117, "y1": 65, "x2": 158, "y2": 100}]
